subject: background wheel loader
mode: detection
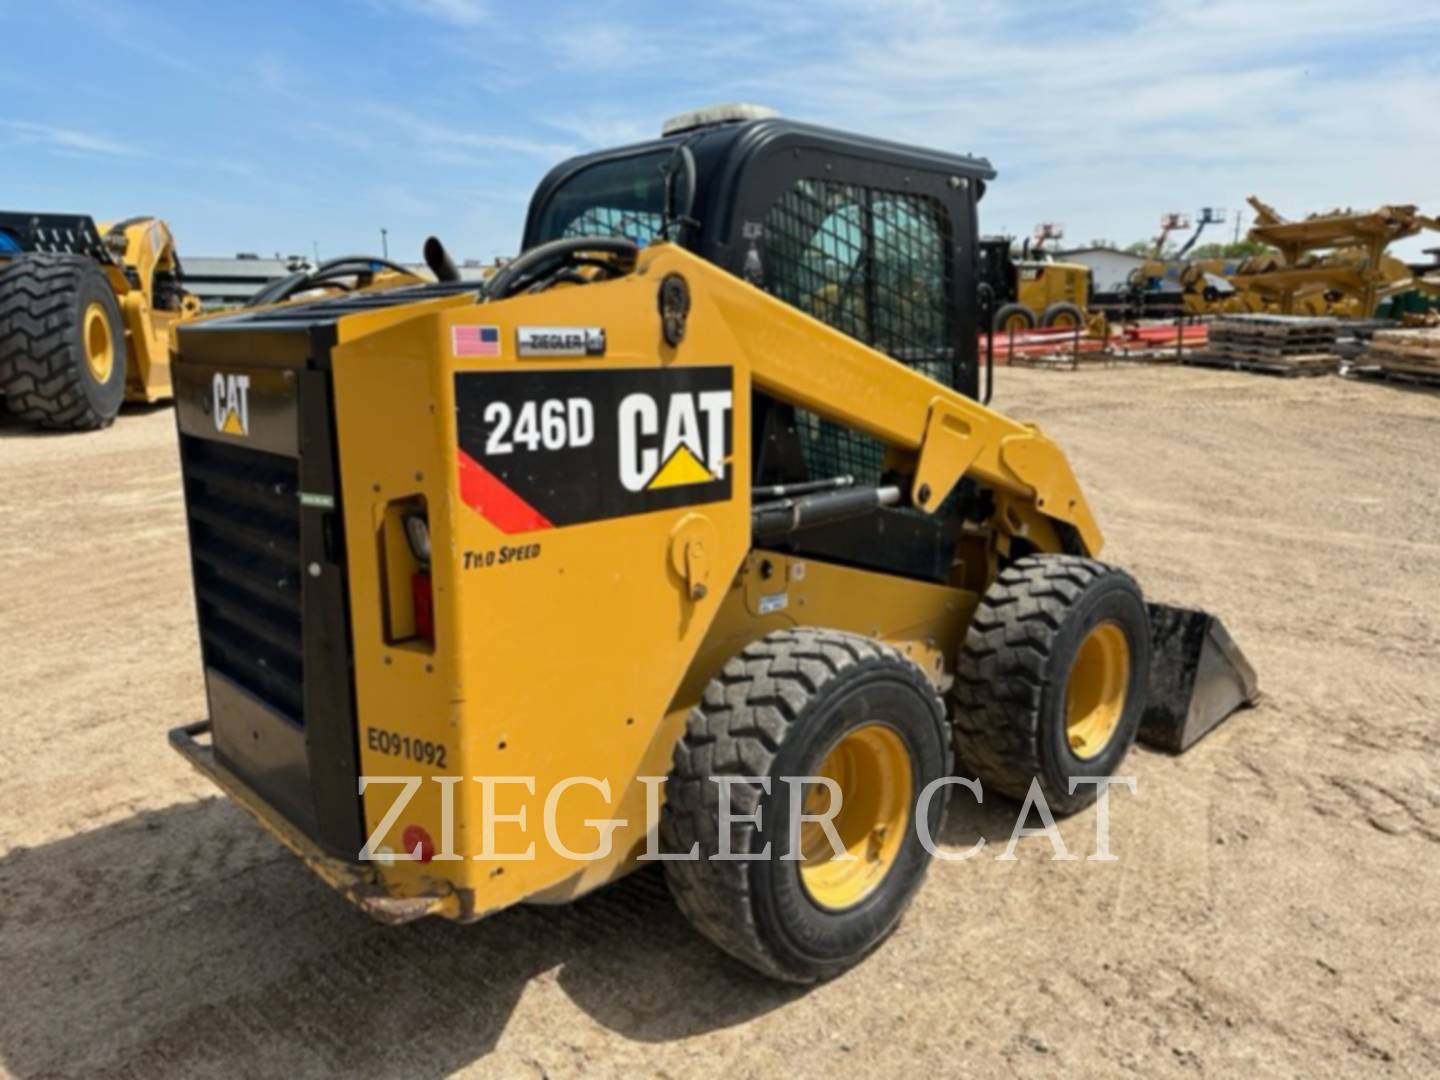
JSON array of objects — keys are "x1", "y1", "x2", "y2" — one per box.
[
  {"x1": 0, "y1": 212, "x2": 198, "y2": 429},
  {"x1": 167, "y1": 107, "x2": 1256, "y2": 983}
]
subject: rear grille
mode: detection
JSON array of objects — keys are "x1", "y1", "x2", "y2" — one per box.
[{"x1": 180, "y1": 435, "x2": 304, "y2": 724}]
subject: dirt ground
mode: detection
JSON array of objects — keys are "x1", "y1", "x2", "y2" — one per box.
[{"x1": 1, "y1": 365, "x2": 1438, "y2": 1078}]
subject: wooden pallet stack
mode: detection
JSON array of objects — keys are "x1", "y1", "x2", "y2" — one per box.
[
  {"x1": 1349, "y1": 327, "x2": 1440, "y2": 388},
  {"x1": 1187, "y1": 315, "x2": 1340, "y2": 376}
]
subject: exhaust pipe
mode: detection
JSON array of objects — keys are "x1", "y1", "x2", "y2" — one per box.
[{"x1": 423, "y1": 236, "x2": 460, "y2": 283}]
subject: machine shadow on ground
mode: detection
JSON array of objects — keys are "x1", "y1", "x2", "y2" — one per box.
[{"x1": 0, "y1": 797, "x2": 804, "y2": 1077}]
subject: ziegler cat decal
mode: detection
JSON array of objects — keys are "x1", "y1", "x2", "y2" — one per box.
[{"x1": 454, "y1": 367, "x2": 733, "y2": 533}]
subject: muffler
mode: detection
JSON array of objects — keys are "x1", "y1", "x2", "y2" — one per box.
[{"x1": 1138, "y1": 604, "x2": 1260, "y2": 753}]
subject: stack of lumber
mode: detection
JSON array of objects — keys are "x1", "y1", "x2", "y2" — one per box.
[
  {"x1": 1187, "y1": 315, "x2": 1339, "y2": 376},
  {"x1": 1350, "y1": 327, "x2": 1440, "y2": 387}
]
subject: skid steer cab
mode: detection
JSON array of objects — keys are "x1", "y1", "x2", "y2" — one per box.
[{"x1": 169, "y1": 106, "x2": 1256, "y2": 983}]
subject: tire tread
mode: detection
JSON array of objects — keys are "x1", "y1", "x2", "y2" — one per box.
[
  {"x1": 661, "y1": 627, "x2": 950, "y2": 983},
  {"x1": 953, "y1": 554, "x2": 1141, "y2": 811},
  {"x1": 0, "y1": 253, "x2": 118, "y2": 429}
]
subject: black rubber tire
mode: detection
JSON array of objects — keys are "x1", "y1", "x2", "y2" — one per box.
[
  {"x1": 661, "y1": 628, "x2": 952, "y2": 983},
  {"x1": 993, "y1": 302, "x2": 1036, "y2": 332},
  {"x1": 0, "y1": 253, "x2": 127, "y2": 429},
  {"x1": 953, "y1": 554, "x2": 1150, "y2": 815},
  {"x1": 1041, "y1": 301, "x2": 1085, "y2": 328}
]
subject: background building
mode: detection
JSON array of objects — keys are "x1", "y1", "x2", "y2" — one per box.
[{"x1": 1054, "y1": 246, "x2": 1147, "y2": 292}]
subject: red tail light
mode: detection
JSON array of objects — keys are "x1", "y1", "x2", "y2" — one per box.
[
  {"x1": 412, "y1": 570, "x2": 434, "y2": 643},
  {"x1": 402, "y1": 824, "x2": 435, "y2": 863}
]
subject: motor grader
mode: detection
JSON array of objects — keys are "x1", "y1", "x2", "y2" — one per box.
[
  {"x1": 977, "y1": 233, "x2": 1092, "y2": 331},
  {"x1": 0, "y1": 212, "x2": 199, "y2": 429},
  {"x1": 168, "y1": 108, "x2": 1255, "y2": 983}
]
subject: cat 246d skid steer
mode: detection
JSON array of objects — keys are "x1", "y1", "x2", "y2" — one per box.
[{"x1": 169, "y1": 107, "x2": 1256, "y2": 983}]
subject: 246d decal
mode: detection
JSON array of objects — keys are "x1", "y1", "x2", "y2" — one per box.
[{"x1": 455, "y1": 367, "x2": 733, "y2": 533}]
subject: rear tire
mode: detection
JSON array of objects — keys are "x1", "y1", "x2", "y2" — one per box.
[
  {"x1": 993, "y1": 303, "x2": 1036, "y2": 332},
  {"x1": 954, "y1": 555, "x2": 1150, "y2": 815},
  {"x1": 0, "y1": 253, "x2": 127, "y2": 429},
  {"x1": 661, "y1": 628, "x2": 952, "y2": 983},
  {"x1": 1041, "y1": 301, "x2": 1085, "y2": 329}
]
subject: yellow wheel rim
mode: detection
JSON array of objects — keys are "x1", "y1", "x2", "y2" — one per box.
[
  {"x1": 1065, "y1": 622, "x2": 1131, "y2": 760},
  {"x1": 83, "y1": 302, "x2": 115, "y2": 384},
  {"x1": 1052, "y1": 312, "x2": 1078, "y2": 328},
  {"x1": 1003, "y1": 313, "x2": 1029, "y2": 332},
  {"x1": 799, "y1": 723, "x2": 912, "y2": 911}
]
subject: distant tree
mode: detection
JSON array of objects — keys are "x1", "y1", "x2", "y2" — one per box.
[{"x1": 1123, "y1": 240, "x2": 1153, "y2": 256}]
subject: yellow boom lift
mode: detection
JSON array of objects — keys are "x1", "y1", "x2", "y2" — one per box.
[
  {"x1": 0, "y1": 212, "x2": 198, "y2": 429},
  {"x1": 168, "y1": 109, "x2": 1256, "y2": 982}
]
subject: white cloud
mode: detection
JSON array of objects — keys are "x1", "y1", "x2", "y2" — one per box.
[
  {"x1": 0, "y1": 119, "x2": 139, "y2": 158},
  {"x1": 683, "y1": 0, "x2": 1440, "y2": 255},
  {"x1": 366, "y1": 103, "x2": 577, "y2": 161}
]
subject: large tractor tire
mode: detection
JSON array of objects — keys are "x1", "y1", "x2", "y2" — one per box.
[
  {"x1": 661, "y1": 628, "x2": 952, "y2": 983},
  {"x1": 953, "y1": 554, "x2": 1150, "y2": 815},
  {"x1": 993, "y1": 302, "x2": 1036, "y2": 332},
  {"x1": 0, "y1": 253, "x2": 127, "y2": 430},
  {"x1": 1041, "y1": 301, "x2": 1085, "y2": 329}
]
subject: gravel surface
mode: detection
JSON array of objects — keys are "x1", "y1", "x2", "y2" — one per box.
[{"x1": 1, "y1": 366, "x2": 1437, "y2": 1077}]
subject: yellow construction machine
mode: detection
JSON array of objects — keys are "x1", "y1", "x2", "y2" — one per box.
[
  {"x1": 0, "y1": 212, "x2": 199, "y2": 429},
  {"x1": 1229, "y1": 197, "x2": 1440, "y2": 316},
  {"x1": 978, "y1": 224, "x2": 1091, "y2": 330},
  {"x1": 168, "y1": 110, "x2": 1256, "y2": 982},
  {"x1": 1123, "y1": 201, "x2": 1440, "y2": 319}
]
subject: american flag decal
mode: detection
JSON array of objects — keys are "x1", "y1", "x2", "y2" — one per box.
[{"x1": 453, "y1": 325, "x2": 501, "y2": 357}]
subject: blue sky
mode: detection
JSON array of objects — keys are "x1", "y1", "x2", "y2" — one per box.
[{"x1": 5, "y1": 0, "x2": 1440, "y2": 263}]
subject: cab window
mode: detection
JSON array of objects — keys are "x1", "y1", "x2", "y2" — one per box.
[{"x1": 531, "y1": 151, "x2": 670, "y2": 247}]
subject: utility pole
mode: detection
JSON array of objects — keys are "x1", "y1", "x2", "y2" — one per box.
[
  {"x1": 312, "y1": 240, "x2": 320, "y2": 265},
  {"x1": 1232, "y1": 211, "x2": 1243, "y2": 246},
  {"x1": 381, "y1": 228, "x2": 389, "y2": 259}
]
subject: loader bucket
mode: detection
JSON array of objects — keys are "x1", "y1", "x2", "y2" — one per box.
[{"x1": 1138, "y1": 603, "x2": 1260, "y2": 753}]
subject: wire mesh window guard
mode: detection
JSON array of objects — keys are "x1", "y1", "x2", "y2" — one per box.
[{"x1": 759, "y1": 179, "x2": 954, "y2": 484}]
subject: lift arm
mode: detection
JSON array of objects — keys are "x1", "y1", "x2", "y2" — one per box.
[{"x1": 647, "y1": 246, "x2": 1104, "y2": 556}]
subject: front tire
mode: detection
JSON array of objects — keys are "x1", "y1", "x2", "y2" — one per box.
[
  {"x1": 0, "y1": 253, "x2": 127, "y2": 429},
  {"x1": 954, "y1": 555, "x2": 1150, "y2": 815},
  {"x1": 993, "y1": 302, "x2": 1036, "y2": 332},
  {"x1": 1041, "y1": 301, "x2": 1085, "y2": 329},
  {"x1": 661, "y1": 628, "x2": 952, "y2": 983}
]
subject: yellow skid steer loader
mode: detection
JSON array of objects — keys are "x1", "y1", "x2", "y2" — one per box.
[
  {"x1": 169, "y1": 109, "x2": 1256, "y2": 982},
  {"x1": 0, "y1": 212, "x2": 198, "y2": 429}
]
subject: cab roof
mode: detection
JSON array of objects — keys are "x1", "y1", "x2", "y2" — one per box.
[{"x1": 522, "y1": 117, "x2": 995, "y2": 250}]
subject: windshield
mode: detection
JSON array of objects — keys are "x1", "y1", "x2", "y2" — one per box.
[{"x1": 532, "y1": 149, "x2": 673, "y2": 247}]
